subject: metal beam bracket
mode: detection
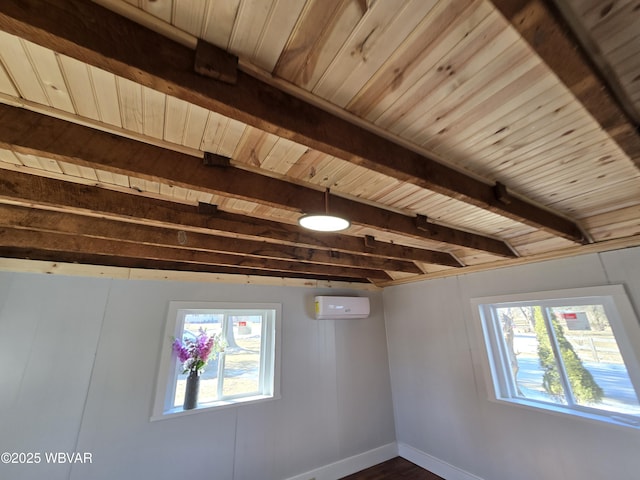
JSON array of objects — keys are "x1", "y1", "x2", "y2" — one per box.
[
  {"x1": 203, "y1": 152, "x2": 231, "y2": 167},
  {"x1": 415, "y1": 214, "x2": 430, "y2": 233},
  {"x1": 493, "y1": 181, "x2": 511, "y2": 205},
  {"x1": 197, "y1": 202, "x2": 219, "y2": 214},
  {"x1": 194, "y1": 39, "x2": 238, "y2": 84},
  {"x1": 364, "y1": 235, "x2": 376, "y2": 249}
]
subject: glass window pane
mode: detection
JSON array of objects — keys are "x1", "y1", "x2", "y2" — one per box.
[
  {"x1": 156, "y1": 301, "x2": 279, "y2": 418},
  {"x1": 222, "y1": 315, "x2": 262, "y2": 397},
  {"x1": 549, "y1": 305, "x2": 640, "y2": 415},
  {"x1": 173, "y1": 312, "x2": 223, "y2": 407},
  {"x1": 473, "y1": 287, "x2": 640, "y2": 426},
  {"x1": 496, "y1": 306, "x2": 567, "y2": 405}
]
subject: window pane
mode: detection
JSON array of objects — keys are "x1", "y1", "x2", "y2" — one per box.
[
  {"x1": 155, "y1": 301, "x2": 280, "y2": 418},
  {"x1": 222, "y1": 315, "x2": 262, "y2": 397},
  {"x1": 496, "y1": 306, "x2": 567, "y2": 405},
  {"x1": 549, "y1": 305, "x2": 640, "y2": 415},
  {"x1": 173, "y1": 313, "x2": 223, "y2": 407}
]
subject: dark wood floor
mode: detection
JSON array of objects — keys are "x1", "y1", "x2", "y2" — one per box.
[{"x1": 340, "y1": 457, "x2": 444, "y2": 479}]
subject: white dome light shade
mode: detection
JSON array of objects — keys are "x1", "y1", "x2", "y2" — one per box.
[{"x1": 298, "y1": 214, "x2": 350, "y2": 232}]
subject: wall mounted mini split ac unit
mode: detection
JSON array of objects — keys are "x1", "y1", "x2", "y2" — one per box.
[{"x1": 314, "y1": 296, "x2": 370, "y2": 319}]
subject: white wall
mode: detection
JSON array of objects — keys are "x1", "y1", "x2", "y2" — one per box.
[
  {"x1": 0, "y1": 273, "x2": 395, "y2": 480},
  {"x1": 383, "y1": 246, "x2": 640, "y2": 480}
]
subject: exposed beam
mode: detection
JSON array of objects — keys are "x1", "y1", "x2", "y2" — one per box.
[
  {"x1": 0, "y1": 103, "x2": 512, "y2": 257},
  {"x1": 0, "y1": 248, "x2": 369, "y2": 283},
  {"x1": 548, "y1": 0, "x2": 640, "y2": 126},
  {"x1": 0, "y1": 227, "x2": 393, "y2": 280},
  {"x1": 0, "y1": 0, "x2": 587, "y2": 243},
  {"x1": 0, "y1": 203, "x2": 422, "y2": 274},
  {"x1": 0, "y1": 169, "x2": 462, "y2": 267},
  {"x1": 490, "y1": 0, "x2": 640, "y2": 167}
]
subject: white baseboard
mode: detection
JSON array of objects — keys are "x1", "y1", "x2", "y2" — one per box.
[
  {"x1": 398, "y1": 443, "x2": 484, "y2": 480},
  {"x1": 284, "y1": 442, "x2": 398, "y2": 480}
]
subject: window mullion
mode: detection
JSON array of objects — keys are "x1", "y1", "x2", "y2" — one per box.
[
  {"x1": 217, "y1": 312, "x2": 228, "y2": 399},
  {"x1": 491, "y1": 306, "x2": 518, "y2": 398},
  {"x1": 165, "y1": 311, "x2": 186, "y2": 411},
  {"x1": 542, "y1": 306, "x2": 576, "y2": 406},
  {"x1": 257, "y1": 313, "x2": 265, "y2": 393}
]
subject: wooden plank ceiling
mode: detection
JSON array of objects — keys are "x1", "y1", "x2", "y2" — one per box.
[{"x1": 0, "y1": 0, "x2": 638, "y2": 286}]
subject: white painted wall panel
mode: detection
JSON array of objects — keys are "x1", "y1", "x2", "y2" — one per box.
[
  {"x1": 384, "y1": 247, "x2": 640, "y2": 480},
  {"x1": 0, "y1": 274, "x2": 110, "y2": 480},
  {"x1": 600, "y1": 248, "x2": 640, "y2": 314},
  {"x1": 334, "y1": 293, "x2": 397, "y2": 458},
  {"x1": 0, "y1": 274, "x2": 394, "y2": 480}
]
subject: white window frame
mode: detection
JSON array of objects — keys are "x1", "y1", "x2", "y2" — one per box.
[
  {"x1": 151, "y1": 301, "x2": 281, "y2": 420},
  {"x1": 471, "y1": 285, "x2": 640, "y2": 428}
]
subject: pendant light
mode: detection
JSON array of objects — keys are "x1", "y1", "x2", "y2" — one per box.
[{"x1": 298, "y1": 188, "x2": 350, "y2": 232}]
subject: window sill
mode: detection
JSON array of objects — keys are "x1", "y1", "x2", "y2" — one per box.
[
  {"x1": 150, "y1": 394, "x2": 279, "y2": 422},
  {"x1": 491, "y1": 396, "x2": 640, "y2": 431}
]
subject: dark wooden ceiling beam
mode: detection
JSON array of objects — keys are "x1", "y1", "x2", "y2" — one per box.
[
  {"x1": 0, "y1": 203, "x2": 422, "y2": 274},
  {"x1": 0, "y1": 169, "x2": 461, "y2": 267},
  {"x1": 0, "y1": 103, "x2": 512, "y2": 257},
  {"x1": 0, "y1": 227, "x2": 392, "y2": 280},
  {"x1": 0, "y1": 248, "x2": 369, "y2": 283},
  {"x1": 490, "y1": 0, "x2": 640, "y2": 167},
  {"x1": 0, "y1": 0, "x2": 587, "y2": 243}
]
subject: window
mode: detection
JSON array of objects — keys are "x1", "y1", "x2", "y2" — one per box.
[
  {"x1": 152, "y1": 302, "x2": 280, "y2": 419},
  {"x1": 472, "y1": 285, "x2": 640, "y2": 427}
]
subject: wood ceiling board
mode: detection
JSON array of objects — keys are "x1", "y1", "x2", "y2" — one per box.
[
  {"x1": 490, "y1": 0, "x2": 640, "y2": 165},
  {"x1": 469, "y1": 106, "x2": 590, "y2": 166},
  {"x1": 368, "y1": 14, "x2": 516, "y2": 133},
  {"x1": 259, "y1": 138, "x2": 308, "y2": 175},
  {"x1": 414, "y1": 62, "x2": 554, "y2": 152},
  {"x1": 0, "y1": 0, "x2": 586, "y2": 244},
  {"x1": 115, "y1": 76, "x2": 143, "y2": 134},
  {"x1": 588, "y1": 220, "x2": 640, "y2": 243},
  {"x1": 422, "y1": 62, "x2": 560, "y2": 155},
  {"x1": 583, "y1": 205, "x2": 640, "y2": 230},
  {"x1": 171, "y1": 0, "x2": 208, "y2": 38},
  {"x1": 22, "y1": 41, "x2": 75, "y2": 113},
  {"x1": 232, "y1": 127, "x2": 281, "y2": 169},
  {"x1": 547, "y1": 179, "x2": 640, "y2": 216},
  {"x1": 200, "y1": 110, "x2": 246, "y2": 156},
  {"x1": 0, "y1": 61, "x2": 18, "y2": 97},
  {"x1": 0, "y1": 147, "x2": 19, "y2": 164},
  {"x1": 346, "y1": 0, "x2": 495, "y2": 120},
  {"x1": 561, "y1": 0, "x2": 640, "y2": 122},
  {"x1": 57, "y1": 55, "x2": 100, "y2": 119},
  {"x1": 439, "y1": 87, "x2": 576, "y2": 166},
  {"x1": 312, "y1": 0, "x2": 445, "y2": 107},
  {"x1": 398, "y1": 47, "x2": 542, "y2": 147},
  {"x1": 242, "y1": 0, "x2": 308, "y2": 73},
  {"x1": 0, "y1": 31, "x2": 49, "y2": 105},
  {"x1": 274, "y1": 0, "x2": 362, "y2": 89},
  {"x1": 582, "y1": 3, "x2": 639, "y2": 55}
]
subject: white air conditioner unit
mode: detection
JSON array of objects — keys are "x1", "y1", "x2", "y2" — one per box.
[{"x1": 314, "y1": 296, "x2": 370, "y2": 319}]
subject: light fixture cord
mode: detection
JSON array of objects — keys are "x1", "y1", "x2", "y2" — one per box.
[{"x1": 324, "y1": 188, "x2": 330, "y2": 214}]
